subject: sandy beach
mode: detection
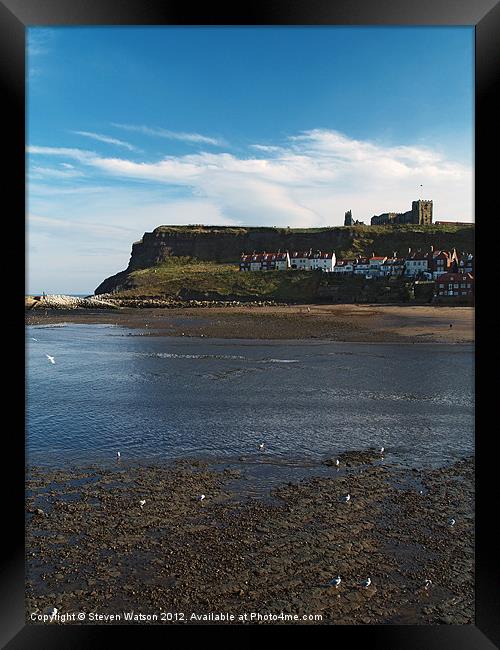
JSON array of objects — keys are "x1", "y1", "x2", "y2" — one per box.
[
  {"x1": 26, "y1": 304, "x2": 474, "y2": 344},
  {"x1": 26, "y1": 451, "x2": 474, "y2": 625}
]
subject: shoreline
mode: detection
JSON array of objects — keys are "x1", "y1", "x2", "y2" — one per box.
[
  {"x1": 26, "y1": 303, "x2": 474, "y2": 345},
  {"x1": 26, "y1": 450, "x2": 474, "y2": 625}
]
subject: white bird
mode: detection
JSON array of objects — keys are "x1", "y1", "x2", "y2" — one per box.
[
  {"x1": 335, "y1": 459, "x2": 340, "y2": 466},
  {"x1": 307, "y1": 307, "x2": 311, "y2": 313},
  {"x1": 139, "y1": 499, "x2": 146, "y2": 509},
  {"x1": 116, "y1": 451, "x2": 121, "y2": 460},
  {"x1": 46, "y1": 354, "x2": 55, "y2": 364},
  {"x1": 341, "y1": 494, "x2": 351, "y2": 502},
  {"x1": 424, "y1": 579, "x2": 432, "y2": 590},
  {"x1": 448, "y1": 517, "x2": 456, "y2": 526},
  {"x1": 199, "y1": 494, "x2": 206, "y2": 501},
  {"x1": 259, "y1": 443, "x2": 265, "y2": 451},
  {"x1": 361, "y1": 578, "x2": 372, "y2": 588},
  {"x1": 329, "y1": 576, "x2": 341, "y2": 588},
  {"x1": 380, "y1": 447, "x2": 385, "y2": 454},
  {"x1": 31, "y1": 337, "x2": 38, "y2": 341}
]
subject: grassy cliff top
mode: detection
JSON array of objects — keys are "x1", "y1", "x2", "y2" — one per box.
[{"x1": 151, "y1": 223, "x2": 473, "y2": 235}]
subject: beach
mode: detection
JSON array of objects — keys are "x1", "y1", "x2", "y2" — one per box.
[
  {"x1": 26, "y1": 452, "x2": 474, "y2": 625},
  {"x1": 25, "y1": 304, "x2": 474, "y2": 344}
]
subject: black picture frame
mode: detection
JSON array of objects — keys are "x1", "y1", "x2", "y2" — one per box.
[{"x1": 4, "y1": 0, "x2": 498, "y2": 646}]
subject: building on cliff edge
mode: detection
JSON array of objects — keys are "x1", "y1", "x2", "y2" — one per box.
[{"x1": 371, "y1": 200, "x2": 433, "y2": 226}]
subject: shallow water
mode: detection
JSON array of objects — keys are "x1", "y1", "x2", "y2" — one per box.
[{"x1": 26, "y1": 324, "x2": 474, "y2": 471}]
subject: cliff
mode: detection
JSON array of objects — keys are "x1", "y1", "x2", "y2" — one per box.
[{"x1": 95, "y1": 223, "x2": 474, "y2": 296}]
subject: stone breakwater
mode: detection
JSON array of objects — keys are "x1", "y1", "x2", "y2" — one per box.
[
  {"x1": 26, "y1": 295, "x2": 119, "y2": 310},
  {"x1": 93, "y1": 295, "x2": 290, "y2": 309},
  {"x1": 26, "y1": 294, "x2": 289, "y2": 311}
]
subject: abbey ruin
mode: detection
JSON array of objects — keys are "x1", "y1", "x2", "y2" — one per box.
[{"x1": 371, "y1": 200, "x2": 433, "y2": 226}]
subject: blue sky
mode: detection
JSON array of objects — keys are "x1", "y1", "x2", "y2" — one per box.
[{"x1": 27, "y1": 26, "x2": 474, "y2": 293}]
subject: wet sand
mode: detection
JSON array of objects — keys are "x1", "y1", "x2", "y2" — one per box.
[
  {"x1": 26, "y1": 304, "x2": 474, "y2": 344},
  {"x1": 26, "y1": 452, "x2": 474, "y2": 625}
]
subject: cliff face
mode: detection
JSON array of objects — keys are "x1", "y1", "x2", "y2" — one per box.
[
  {"x1": 95, "y1": 224, "x2": 474, "y2": 295},
  {"x1": 128, "y1": 224, "x2": 474, "y2": 267}
]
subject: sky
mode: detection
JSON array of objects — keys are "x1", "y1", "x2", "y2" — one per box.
[{"x1": 27, "y1": 26, "x2": 474, "y2": 294}]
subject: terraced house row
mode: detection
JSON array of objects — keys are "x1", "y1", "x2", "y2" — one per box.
[{"x1": 240, "y1": 246, "x2": 474, "y2": 281}]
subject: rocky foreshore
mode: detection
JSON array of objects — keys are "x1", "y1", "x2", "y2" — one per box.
[{"x1": 26, "y1": 453, "x2": 474, "y2": 625}]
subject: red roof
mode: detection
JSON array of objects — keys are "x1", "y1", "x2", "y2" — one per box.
[
  {"x1": 436, "y1": 272, "x2": 474, "y2": 283},
  {"x1": 241, "y1": 252, "x2": 288, "y2": 262}
]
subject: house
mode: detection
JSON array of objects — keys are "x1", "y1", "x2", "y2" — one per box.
[
  {"x1": 333, "y1": 260, "x2": 355, "y2": 275},
  {"x1": 434, "y1": 272, "x2": 474, "y2": 298},
  {"x1": 240, "y1": 251, "x2": 290, "y2": 271},
  {"x1": 458, "y1": 252, "x2": 474, "y2": 275},
  {"x1": 290, "y1": 250, "x2": 336, "y2": 271},
  {"x1": 309, "y1": 251, "x2": 336, "y2": 272},
  {"x1": 290, "y1": 250, "x2": 314, "y2": 270},
  {"x1": 379, "y1": 256, "x2": 405, "y2": 277},
  {"x1": 404, "y1": 250, "x2": 429, "y2": 277},
  {"x1": 353, "y1": 257, "x2": 371, "y2": 275},
  {"x1": 368, "y1": 255, "x2": 388, "y2": 277}
]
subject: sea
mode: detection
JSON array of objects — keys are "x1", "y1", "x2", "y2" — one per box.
[{"x1": 26, "y1": 323, "x2": 474, "y2": 480}]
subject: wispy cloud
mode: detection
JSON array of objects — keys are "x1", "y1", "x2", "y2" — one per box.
[
  {"x1": 111, "y1": 123, "x2": 226, "y2": 147},
  {"x1": 29, "y1": 165, "x2": 85, "y2": 180},
  {"x1": 71, "y1": 131, "x2": 139, "y2": 151}
]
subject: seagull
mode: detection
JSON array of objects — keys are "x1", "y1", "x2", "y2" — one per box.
[
  {"x1": 424, "y1": 579, "x2": 432, "y2": 590},
  {"x1": 198, "y1": 494, "x2": 206, "y2": 501},
  {"x1": 259, "y1": 443, "x2": 265, "y2": 451},
  {"x1": 380, "y1": 446, "x2": 385, "y2": 454},
  {"x1": 116, "y1": 451, "x2": 121, "y2": 460},
  {"x1": 329, "y1": 576, "x2": 341, "y2": 588},
  {"x1": 46, "y1": 354, "x2": 55, "y2": 364},
  {"x1": 335, "y1": 459, "x2": 340, "y2": 466},
  {"x1": 307, "y1": 307, "x2": 311, "y2": 313},
  {"x1": 31, "y1": 337, "x2": 38, "y2": 341},
  {"x1": 341, "y1": 494, "x2": 351, "y2": 502},
  {"x1": 361, "y1": 578, "x2": 372, "y2": 588},
  {"x1": 139, "y1": 499, "x2": 146, "y2": 509},
  {"x1": 448, "y1": 517, "x2": 456, "y2": 526}
]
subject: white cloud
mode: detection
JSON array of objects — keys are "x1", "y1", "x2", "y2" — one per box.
[
  {"x1": 28, "y1": 128, "x2": 472, "y2": 225},
  {"x1": 71, "y1": 131, "x2": 139, "y2": 151},
  {"x1": 111, "y1": 123, "x2": 225, "y2": 146}
]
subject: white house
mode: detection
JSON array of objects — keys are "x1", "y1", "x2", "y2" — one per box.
[
  {"x1": 404, "y1": 252, "x2": 429, "y2": 277},
  {"x1": 310, "y1": 251, "x2": 336, "y2": 272},
  {"x1": 290, "y1": 250, "x2": 313, "y2": 270},
  {"x1": 333, "y1": 260, "x2": 355, "y2": 274}
]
